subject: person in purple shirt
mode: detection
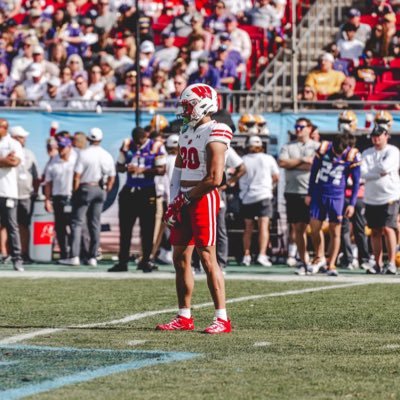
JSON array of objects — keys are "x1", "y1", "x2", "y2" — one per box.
[
  {"x1": 0, "y1": 63, "x2": 15, "y2": 104},
  {"x1": 213, "y1": 44, "x2": 237, "y2": 88},
  {"x1": 188, "y1": 57, "x2": 221, "y2": 88},
  {"x1": 305, "y1": 132, "x2": 361, "y2": 276},
  {"x1": 204, "y1": 0, "x2": 228, "y2": 34}
]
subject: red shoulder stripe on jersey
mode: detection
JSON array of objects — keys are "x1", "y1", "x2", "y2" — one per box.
[
  {"x1": 211, "y1": 131, "x2": 233, "y2": 138},
  {"x1": 210, "y1": 133, "x2": 232, "y2": 140},
  {"x1": 212, "y1": 129, "x2": 233, "y2": 135}
]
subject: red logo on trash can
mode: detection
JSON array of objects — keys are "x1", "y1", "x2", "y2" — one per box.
[{"x1": 33, "y1": 222, "x2": 55, "y2": 245}]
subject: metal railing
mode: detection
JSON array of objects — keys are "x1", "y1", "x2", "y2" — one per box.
[{"x1": 252, "y1": 0, "x2": 351, "y2": 111}]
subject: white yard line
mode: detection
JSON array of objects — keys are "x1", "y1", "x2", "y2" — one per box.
[{"x1": 0, "y1": 282, "x2": 368, "y2": 345}]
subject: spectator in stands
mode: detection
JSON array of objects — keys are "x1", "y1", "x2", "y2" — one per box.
[
  {"x1": 10, "y1": 36, "x2": 35, "y2": 83},
  {"x1": 0, "y1": 63, "x2": 15, "y2": 105},
  {"x1": 39, "y1": 77, "x2": 63, "y2": 110},
  {"x1": 88, "y1": 65, "x2": 105, "y2": 101},
  {"x1": 187, "y1": 34, "x2": 209, "y2": 76},
  {"x1": 244, "y1": 0, "x2": 281, "y2": 30},
  {"x1": 239, "y1": 135, "x2": 279, "y2": 267},
  {"x1": 23, "y1": 63, "x2": 47, "y2": 103},
  {"x1": 221, "y1": 14, "x2": 252, "y2": 62},
  {"x1": 361, "y1": 125, "x2": 400, "y2": 275},
  {"x1": 365, "y1": 24, "x2": 385, "y2": 57},
  {"x1": 305, "y1": 53, "x2": 346, "y2": 96},
  {"x1": 337, "y1": 23, "x2": 365, "y2": 61},
  {"x1": 139, "y1": 76, "x2": 159, "y2": 108},
  {"x1": 190, "y1": 13, "x2": 212, "y2": 51},
  {"x1": 204, "y1": 1, "x2": 228, "y2": 34},
  {"x1": 167, "y1": 73, "x2": 187, "y2": 104},
  {"x1": 163, "y1": 0, "x2": 196, "y2": 37},
  {"x1": 31, "y1": 45, "x2": 60, "y2": 81},
  {"x1": 338, "y1": 8, "x2": 371, "y2": 45},
  {"x1": 188, "y1": 57, "x2": 220, "y2": 88},
  {"x1": 100, "y1": 54, "x2": 116, "y2": 83},
  {"x1": 139, "y1": 0, "x2": 163, "y2": 20},
  {"x1": 139, "y1": 40, "x2": 156, "y2": 77},
  {"x1": 112, "y1": 39, "x2": 134, "y2": 78},
  {"x1": 224, "y1": 0, "x2": 252, "y2": 16},
  {"x1": 154, "y1": 32, "x2": 179, "y2": 71},
  {"x1": 96, "y1": 0, "x2": 118, "y2": 33},
  {"x1": 59, "y1": 14, "x2": 86, "y2": 57},
  {"x1": 102, "y1": 81, "x2": 121, "y2": 106},
  {"x1": 328, "y1": 76, "x2": 362, "y2": 109},
  {"x1": 297, "y1": 85, "x2": 318, "y2": 109},
  {"x1": 115, "y1": 70, "x2": 136, "y2": 103},
  {"x1": 69, "y1": 72, "x2": 96, "y2": 109},
  {"x1": 152, "y1": 68, "x2": 171, "y2": 100},
  {"x1": 368, "y1": 0, "x2": 393, "y2": 18},
  {"x1": 382, "y1": 13, "x2": 397, "y2": 57},
  {"x1": 213, "y1": 45, "x2": 237, "y2": 89},
  {"x1": 66, "y1": 54, "x2": 84, "y2": 78},
  {"x1": 59, "y1": 66, "x2": 74, "y2": 99},
  {"x1": 50, "y1": 43, "x2": 68, "y2": 69}
]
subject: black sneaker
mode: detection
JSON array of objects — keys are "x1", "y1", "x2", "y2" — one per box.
[
  {"x1": 107, "y1": 263, "x2": 128, "y2": 272},
  {"x1": 140, "y1": 261, "x2": 159, "y2": 273}
]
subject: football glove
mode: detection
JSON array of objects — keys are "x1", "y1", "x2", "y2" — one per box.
[{"x1": 163, "y1": 192, "x2": 191, "y2": 228}]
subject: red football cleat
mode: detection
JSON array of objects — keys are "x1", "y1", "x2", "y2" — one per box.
[
  {"x1": 156, "y1": 315, "x2": 194, "y2": 331},
  {"x1": 203, "y1": 318, "x2": 232, "y2": 334}
]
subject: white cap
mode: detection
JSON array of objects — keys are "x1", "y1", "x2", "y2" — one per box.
[
  {"x1": 140, "y1": 40, "x2": 155, "y2": 53},
  {"x1": 10, "y1": 126, "x2": 29, "y2": 137},
  {"x1": 247, "y1": 135, "x2": 263, "y2": 147},
  {"x1": 321, "y1": 52, "x2": 334, "y2": 63},
  {"x1": 47, "y1": 76, "x2": 60, "y2": 87},
  {"x1": 33, "y1": 45, "x2": 44, "y2": 54},
  {"x1": 30, "y1": 62, "x2": 43, "y2": 77},
  {"x1": 88, "y1": 127, "x2": 103, "y2": 141},
  {"x1": 166, "y1": 134, "x2": 179, "y2": 148}
]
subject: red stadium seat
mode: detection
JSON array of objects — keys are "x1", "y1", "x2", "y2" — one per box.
[
  {"x1": 360, "y1": 15, "x2": 379, "y2": 26},
  {"x1": 355, "y1": 81, "x2": 373, "y2": 95},
  {"x1": 389, "y1": 58, "x2": 400, "y2": 68},
  {"x1": 173, "y1": 36, "x2": 189, "y2": 47},
  {"x1": 374, "y1": 80, "x2": 400, "y2": 93}
]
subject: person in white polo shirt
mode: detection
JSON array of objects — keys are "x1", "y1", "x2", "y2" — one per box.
[
  {"x1": 10, "y1": 125, "x2": 39, "y2": 263},
  {"x1": 239, "y1": 135, "x2": 279, "y2": 267},
  {"x1": 59, "y1": 128, "x2": 116, "y2": 267},
  {"x1": 361, "y1": 124, "x2": 400, "y2": 275},
  {"x1": 0, "y1": 118, "x2": 24, "y2": 271}
]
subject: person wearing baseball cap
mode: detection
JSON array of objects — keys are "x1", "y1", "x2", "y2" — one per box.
[
  {"x1": 304, "y1": 52, "x2": 346, "y2": 96},
  {"x1": 361, "y1": 124, "x2": 400, "y2": 275},
  {"x1": 338, "y1": 7, "x2": 371, "y2": 44},
  {"x1": 239, "y1": 135, "x2": 279, "y2": 267},
  {"x1": 10, "y1": 126, "x2": 39, "y2": 264},
  {"x1": 59, "y1": 127, "x2": 116, "y2": 267}
]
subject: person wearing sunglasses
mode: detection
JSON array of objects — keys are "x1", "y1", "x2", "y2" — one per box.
[{"x1": 278, "y1": 118, "x2": 320, "y2": 275}]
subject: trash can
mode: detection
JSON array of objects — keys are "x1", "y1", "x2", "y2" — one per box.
[{"x1": 29, "y1": 197, "x2": 55, "y2": 262}]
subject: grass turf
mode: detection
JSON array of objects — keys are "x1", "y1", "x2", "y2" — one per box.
[{"x1": 0, "y1": 278, "x2": 399, "y2": 399}]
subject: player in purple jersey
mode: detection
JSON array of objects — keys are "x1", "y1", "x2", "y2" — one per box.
[{"x1": 305, "y1": 133, "x2": 361, "y2": 276}]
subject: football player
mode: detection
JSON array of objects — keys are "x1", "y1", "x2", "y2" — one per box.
[
  {"x1": 157, "y1": 83, "x2": 232, "y2": 334},
  {"x1": 305, "y1": 132, "x2": 361, "y2": 276}
]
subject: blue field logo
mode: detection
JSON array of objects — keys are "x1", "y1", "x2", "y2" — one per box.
[{"x1": 0, "y1": 345, "x2": 199, "y2": 399}]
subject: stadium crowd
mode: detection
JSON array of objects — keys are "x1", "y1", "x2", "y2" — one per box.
[
  {"x1": 0, "y1": 0, "x2": 290, "y2": 108},
  {"x1": 300, "y1": 3, "x2": 400, "y2": 109},
  {"x1": 0, "y1": 107, "x2": 399, "y2": 277}
]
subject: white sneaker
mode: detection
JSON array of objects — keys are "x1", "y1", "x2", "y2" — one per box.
[
  {"x1": 326, "y1": 268, "x2": 339, "y2": 277},
  {"x1": 295, "y1": 265, "x2": 306, "y2": 276},
  {"x1": 242, "y1": 255, "x2": 251, "y2": 266},
  {"x1": 58, "y1": 257, "x2": 80, "y2": 266},
  {"x1": 383, "y1": 263, "x2": 397, "y2": 275},
  {"x1": 158, "y1": 249, "x2": 173, "y2": 265},
  {"x1": 360, "y1": 258, "x2": 375, "y2": 271},
  {"x1": 257, "y1": 254, "x2": 272, "y2": 267},
  {"x1": 286, "y1": 256, "x2": 297, "y2": 267},
  {"x1": 309, "y1": 258, "x2": 327, "y2": 274},
  {"x1": 88, "y1": 258, "x2": 97, "y2": 267}
]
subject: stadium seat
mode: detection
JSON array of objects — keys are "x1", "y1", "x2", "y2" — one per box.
[
  {"x1": 374, "y1": 80, "x2": 400, "y2": 93},
  {"x1": 355, "y1": 81, "x2": 373, "y2": 95},
  {"x1": 365, "y1": 92, "x2": 397, "y2": 109},
  {"x1": 360, "y1": 15, "x2": 379, "y2": 26}
]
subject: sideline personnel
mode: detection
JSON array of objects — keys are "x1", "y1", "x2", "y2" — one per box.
[
  {"x1": 0, "y1": 118, "x2": 24, "y2": 271},
  {"x1": 59, "y1": 128, "x2": 116, "y2": 267},
  {"x1": 108, "y1": 127, "x2": 166, "y2": 273}
]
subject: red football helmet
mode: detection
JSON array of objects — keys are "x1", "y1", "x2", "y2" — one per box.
[{"x1": 177, "y1": 83, "x2": 218, "y2": 127}]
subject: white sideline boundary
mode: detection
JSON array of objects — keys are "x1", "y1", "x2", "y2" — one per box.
[{"x1": 0, "y1": 281, "x2": 369, "y2": 344}]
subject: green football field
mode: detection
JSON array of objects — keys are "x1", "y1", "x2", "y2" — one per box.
[{"x1": 0, "y1": 262, "x2": 399, "y2": 399}]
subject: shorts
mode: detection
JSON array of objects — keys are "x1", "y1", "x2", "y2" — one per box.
[
  {"x1": 365, "y1": 201, "x2": 399, "y2": 229},
  {"x1": 170, "y1": 189, "x2": 220, "y2": 247},
  {"x1": 285, "y1": 193, "x2": 310, "y2": 224},
  {"x1": 241, "y1": 198, "x2": 273, "y2": 220},
  {"x1": 310, "y1": 194, "x2": 344, "y2": 223},
  {"x1": 17, "y1": 198, "x2": 32, "y2": 227}
]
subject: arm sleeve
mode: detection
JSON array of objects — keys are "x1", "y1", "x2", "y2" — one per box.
[
  {"x1": 349, "y1": 164, "x2": 361, "y2": 206},
  {"x1": 169, "y1": 167, "x2": 182, "y2": 202},
  {"x1": 307, "y1": 155, "x2": 321, "y2": 196}
]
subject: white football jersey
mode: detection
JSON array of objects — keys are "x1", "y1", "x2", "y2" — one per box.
[{"x1": 179, "y1": 120, "x2": 232, "y2": 181}]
